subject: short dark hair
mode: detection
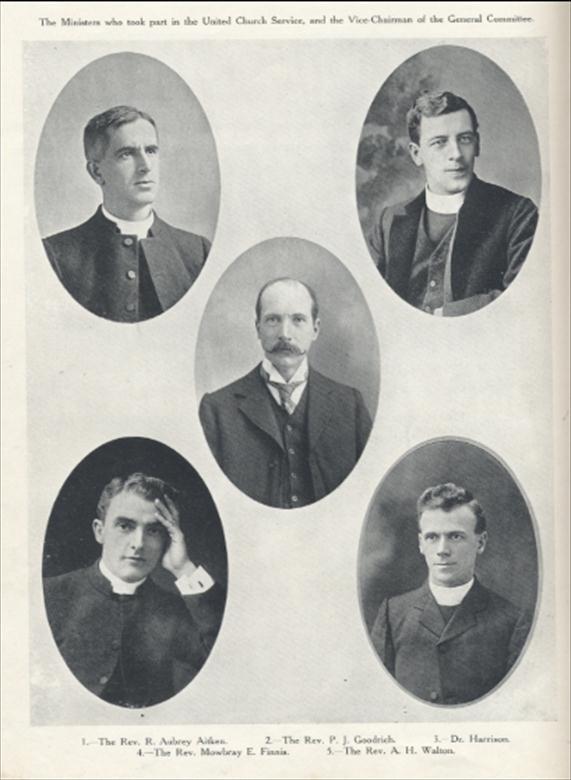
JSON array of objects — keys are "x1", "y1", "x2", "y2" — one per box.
[
  {"x1": 417, "y1": 482, "x2": 487, "y2": 534},
  {"x1": 407, "y1": 91, "x2": 479, "y2": 145},
  {"x1": 255, "y1": 277, "x2": 320, "y2": 323},
  {"x1": 83, "y1": 105, "x2": 157, "y2": 162},
  {"x1": 96, "y1": 472, "x2": 179, "y2": 522}
]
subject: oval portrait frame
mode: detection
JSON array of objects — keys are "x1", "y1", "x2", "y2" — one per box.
[
  {"x1": 35, "y1": 51, "x2": 221, "y2": 321},
  {"x1": 357, "y1": 436, "x2": 540, "y2": 708},
  {"x1": 195, "y1": 236, "x2": 380, "y2": 509},
  {"x1": 356, "y1": 44, "x2": 541, "y2": 316},
  {"x1": 42, "y1": 436, "x2": 228, "y2": 709}
]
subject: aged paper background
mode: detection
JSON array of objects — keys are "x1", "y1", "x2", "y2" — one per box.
[{"x1": 1, "y1": 2, "x2": 569, "y2": 778}]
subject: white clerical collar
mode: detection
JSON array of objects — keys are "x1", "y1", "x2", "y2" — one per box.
[
  {"x1": 429, "y1": 577, "x2": 474, "y2": 606},
  {"x1": 262, "y1": 356, "x2": 309, "y2": 385},
  {"x1": 101, "y1": 205, "x2": 154, "y2": 240},
  {"x1": 425, "y1": 187, "x2": 466, "y2": 215},
  {"x1": 99, "y1": 559, "x2": 147, "y2": 595}
]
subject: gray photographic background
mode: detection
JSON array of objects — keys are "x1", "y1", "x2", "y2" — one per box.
[
  {"x1": 356, "y1": 44, "x2": 542, "y2": 243},
  {"x1": 359, "y1": 438, "x2": 539, "y2": 632},
  {"x1": 194, "y1": 236, "x2": 380, "y2": 419},
  {"x1": 33, "y1": 51, "x2": 220, "y2": 240}
]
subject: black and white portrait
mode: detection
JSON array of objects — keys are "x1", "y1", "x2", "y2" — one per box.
[
  {"x1": 359, "y1": 439, "x2": 538, "y2": 706},
  {"x1": 35, "y1": 52, "x2": 220, "y2": 322},
  {"x1": 357, "y1": 45, "x2": 541, "y2": 316},
  {"x1": 195, "y1": 237, "x2": 379, "y2": 509},
  {"x1": 42, "y1": 438, "x2": 227, "y2": 709}
]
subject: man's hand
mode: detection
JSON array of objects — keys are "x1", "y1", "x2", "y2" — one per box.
[{"x1": 155, "y1": 495, "x2": 197, "y2": 579}]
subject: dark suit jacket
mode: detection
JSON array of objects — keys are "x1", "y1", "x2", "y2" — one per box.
[
  {"x1": 44, "y1": 562, "x2": 224, "y2": 707},
  {"x1": 368, "y1": 176, "x2": 538, "y2": 315},
  {"x1": 199, "y1": 365, "x2": 372, "y2": 507},
  {"x1": 43, "y1": 207, "x2": 210, "y2": 322},
  {"x1": 370, "y1": 579, "x2": 531, "y2": 705}
]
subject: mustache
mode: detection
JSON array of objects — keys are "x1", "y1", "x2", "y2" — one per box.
[{"x1": 269, "y1": 342, "x2": 303, "y2": 355}]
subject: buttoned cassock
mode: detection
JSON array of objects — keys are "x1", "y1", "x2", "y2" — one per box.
[
  {"x1": 44, "y1": 562, "x2": 224, "y2": 707},
  {"x1": 42, "y1": 207, "x2": 210, "y2": 322},
  {"x1": 199, "y1": 365, "x2": 372, "y2": 508},
  {"x1": 368, "y1": 176, "x2": 538, "y2": 315},
  {"x1": 370, "y1": 579, "x2": 531, "y2": 705}
]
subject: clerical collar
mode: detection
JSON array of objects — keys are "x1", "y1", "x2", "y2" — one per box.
[
  {"x1": 99, "y1": 559, "x2": 147, "y2": 595},
  {"x1": 425, "y1": 187, "x2": 466, "y2": 215},
  {"x1": 101, "y1": 205, "x2": 154, "y2": 240},
  {"x1": 429, "y1": 577, "x2": 474, "y2": 606},
  {"x1": 262, "y1": 356, "x2": 309, "y2": 385}
]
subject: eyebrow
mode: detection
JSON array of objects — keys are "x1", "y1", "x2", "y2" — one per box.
[{"x1": 113, "y1": 143, "x2": 159, "y2": 156}]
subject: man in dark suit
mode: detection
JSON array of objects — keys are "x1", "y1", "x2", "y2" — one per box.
[
  {"x1": 368, "y1": 91, "x2": 538, "y2": 316},
  {"x1": 44, "y1": 473, "x2": 224, "y2": 708},
  {"x1": 370, "y1": 483, "x2": 531, "y2": 705},
  {"x1": 199, "y1": 277, "x2": 372, "y2": 508},
  {"x1": 43, "y1": 105, "x2": 210, "y2": 322}
]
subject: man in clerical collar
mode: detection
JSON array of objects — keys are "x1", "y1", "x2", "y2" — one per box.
[
  {"x1": 368, "y1": 90, "x2": 539, "y2": 316},
  {"x1": 370, "y1": 483, "x2": 531, "y2": 705},
  {"x1": 43, "y1": 473, "x2": 224, "y2": 708},
  {"x1": 42, "y1": 105, "x2": 210, "y2": 322},
  {"x1": 199, "y1": 277, "x2": 372, "y2": 509}
]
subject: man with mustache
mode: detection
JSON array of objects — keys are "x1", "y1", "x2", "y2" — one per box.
[
  {"x1": 368, "y1": 91, "x2": 538, "y2": 316},
  {"x1": 42, "y1": 105, "x2": 210, "y2": 322},
  {"x1": 370, "y1": 483, "x2": 531, "y2": 705},
  {"x1": 43, "y1": 473, "x2": 224, "y2": 708},
  {"x1": 199, "y1": 277, "x2": 372, "y2": 508}
]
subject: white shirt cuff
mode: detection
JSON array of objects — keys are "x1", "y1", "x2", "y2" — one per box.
[{"x1": 175, "y1": 566, "x2": 214, "y2": 595}]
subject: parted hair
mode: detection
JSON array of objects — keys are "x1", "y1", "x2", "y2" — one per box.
[
  {"x1": 83, "y1": 105, "x2": 157, "y2": 162},
  {"x1": 417, "y1": 482, "x2": 487, "y2": 534},
  {"x1": 96, "y1": 472, "x2": 179, "y2": 522},
  {"x1": 407, "y1": 91, "x2": 479, "y2": 145}
]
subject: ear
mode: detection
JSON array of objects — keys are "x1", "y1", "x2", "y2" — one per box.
[
  {"x1": 408, "y1": 141, "x2": 424, "y2": 168},
  {"x1": 474, "y1": 132, "x2": 481, "y2": 158},
  {"x1": 255, "y1": 319, "x2": 261, "y2": 340},
  {"x1": 92, "y1": 518, "x2": 104, "y2": 545},
  {"x1": 312, "y1": 317, "x2": 320, "y2": 340},
  {"x1": 87, "y1": 160, "x2": 105, "y2": 186},
  {"x1": 477, "y1": 530, "x2": 488, "y2": 554}
]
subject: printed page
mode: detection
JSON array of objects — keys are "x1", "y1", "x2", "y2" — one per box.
[{"x1": 1, "y1": 2, "x2": 569, "y2": 778}]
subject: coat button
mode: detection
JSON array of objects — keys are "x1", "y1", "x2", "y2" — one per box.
[
  {"x1": 291, "y1": 495, "x2": 299, "y2": 503},
  {"x1": 286, "y1": 424, "x2": 293, "y2": 432},
  {"x1": 126, "y1": 302, "x2": 136, "y2": 312},
  {"x1": 429, "y1": 279, "x2": 436, "y2": 288},
  {"x1": 111, "y1": 640, "x2": 120, "y2": 650},
  {"x1": 126, "y1": 270, "x2": 136, "y2": 280},
  {"x1": 429, "y1": 691, "x2": 439, "y2": 702},
  {"x1": 288, "y1": 447, "x2": 295, "y2": 455},
  {"x1": 424, "y1": 306, "x2": 432, "y2": 313},
  {"x1": 123, "y1": 237, "x2": 134, "y2": 247},
  {"x1": 99, "y1": 675, "x2": 109, "y2": 685}
]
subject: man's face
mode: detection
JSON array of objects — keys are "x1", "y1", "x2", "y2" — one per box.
[
  {"x1": 92, "y1": 490, "x2": 167, "y2": 583},
  {"x1": 256, "y1": 281, "x2": 320, "y2": 378},
  {"x1": 418, "y1": 504, "x2": 487, "y2": 588},
  {"x1": 88, "y1": 118, "x2": 159, "y2": 217},
  {"x1": 409, "y1": 109, "x2": 479, "y2": 196}
]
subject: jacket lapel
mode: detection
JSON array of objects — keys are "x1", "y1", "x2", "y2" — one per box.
[
  {"x1": 414, "y1": 583, "x2": 447, "y2": 639},
  {"x1": 450, "y1": 176, "x2": 487, "y2": 295},
  {"x1": 387, "y1": 192, "x2": 424, "y2": 295},
  {"x1": 438, "y1": 578, "x2": 489, "y2": 644},
  {"x1": 140, "y1": 216, "x2": 194, "y2": 311},
  {"x1": 236, "y1": 367, "x2": 284, "y2": 451},
  {"x1": 307, "y1": 369, "x2": 334, "y2": 451}
]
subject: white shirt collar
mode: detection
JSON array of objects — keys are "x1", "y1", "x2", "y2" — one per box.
[
  {"x1": 429, "y1": 577, "x2": 474, "y2": 606},
  {"x1": 101, "y1": 205, "x2": 154, "y2": 240},
  {"x1": 262, "y1": 356, "x2": 309, "y2": 385},
  {"x1": 99, "y1": 559, "x2": 147, "y2": 595},
  {"x1": 425, "y1": 187, "x2": 466, "y2": 215}
]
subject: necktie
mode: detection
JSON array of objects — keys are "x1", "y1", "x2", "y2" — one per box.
[{"x1": 266, "y1": 379, "x2": 305, "y2": 414}]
